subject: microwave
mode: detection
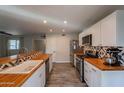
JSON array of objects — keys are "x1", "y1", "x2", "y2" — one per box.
[{"x1": 82, "y1": 34, "x2": 92, "y2": 46}]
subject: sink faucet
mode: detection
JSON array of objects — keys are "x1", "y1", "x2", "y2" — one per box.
[
  {"x1": 15, "y1": 54, "x2": 20, "y2": 65},
  {"x1": 15, "y1": 47, "x2": 28, "y2": 65}
]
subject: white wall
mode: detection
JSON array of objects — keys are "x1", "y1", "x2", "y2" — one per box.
[
  {"x1": 24, "y1": 36, "x2": 33, "y2": 51},
  {"x1": 23, "y1": 34, "x2": 46, "y2": 52},
  {"x1": 46, "y1": 33, "x2": 78, "y2": 63}
]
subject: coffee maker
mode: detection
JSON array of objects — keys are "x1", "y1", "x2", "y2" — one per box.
[{"x1": 105, "y1": 47, "x2": 122, "y2": 66}]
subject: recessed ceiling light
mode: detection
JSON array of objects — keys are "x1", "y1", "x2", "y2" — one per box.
[
  {"x1": 62, "y1": 29, "x2": 65, "y2": 32},
  {"x1": 64, "y1": 20, "x2": 67, "y2": 24},
  {"x1": 50, "y1": 29, "x2": 53, "y2": 32},
  {"x1": 43, "y1": 20, "x2": 47, "y2": 24}
]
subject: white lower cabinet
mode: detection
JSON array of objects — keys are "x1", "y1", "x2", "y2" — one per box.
[
  {"x1": 74, "y1": 54, "x2": 77, "y2": 67},
  {"x1": 84, "y1": 61, "x2": 124, "y2": 87},
  {"x1": 22, "y1": 63, "x2": 46, "y2": 87},
  {"x1": 49, "y1": 55, "x2": 53, "y2": 73},
  {"x1": 90, "y1": 64, "x2": 101, "y2": 87},
  {"x1": 84, "y1": 61, "x2": 101, "y2": 87}
]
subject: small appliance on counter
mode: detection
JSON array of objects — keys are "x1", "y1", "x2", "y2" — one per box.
[
  {"x1": 84, "y1": 50, "x2": 99, "y2": 58},
  {"x1": 103, "y1": 48, "x2": 122, "y2": 66}
]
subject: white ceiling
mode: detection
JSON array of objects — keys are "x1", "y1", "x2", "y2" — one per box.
[{"x1": 0, "y1": 5, "x2": 124, "y2": 35}]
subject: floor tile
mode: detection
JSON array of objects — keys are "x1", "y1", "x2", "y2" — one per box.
[{"x1": 46, "y1": 63, "x2": 87, "y2": 87}]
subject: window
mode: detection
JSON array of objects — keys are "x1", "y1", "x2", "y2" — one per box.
[{"x1": 8, "y1": 40, "x2": 20, "y2": 50}]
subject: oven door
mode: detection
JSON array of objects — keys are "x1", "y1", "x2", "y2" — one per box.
[
  {"x1": 76, "y1": 58, "x2": 80, "y2": 73},
  {"x1": 76, "y1": 57, "x2": 84, "y2": 82}
]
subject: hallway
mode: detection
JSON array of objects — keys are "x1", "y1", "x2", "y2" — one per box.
[{"x1": 47, "y1": 63, "x2": 87, "y2": 87}]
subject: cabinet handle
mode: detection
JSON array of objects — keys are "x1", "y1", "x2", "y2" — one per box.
[{"x1": 92, "y1": 68, "x2": 96, "y2": 72}]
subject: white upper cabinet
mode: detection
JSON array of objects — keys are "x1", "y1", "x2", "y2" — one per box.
[
  {"x1": 79, "y1": 22, "x2": 101, "y2": 46},
  {"x1": 91, "y1": 22, "x2": 101, "y2": 46},
  {"x1": 79, "y1": 27, "x2": 92, "y2": 46},
  {"x1": 101, "y1": 12, "x2": 117, "y2": 46},
  {"x1": 79, "y1": 33, "x2": 82, "y2": 46},
  {"x1": 101, "y1": 10, "x2": 124, "y2": 46},
  {"x1": 79, "y1": 10, "x2": 124, "y2": 46}
]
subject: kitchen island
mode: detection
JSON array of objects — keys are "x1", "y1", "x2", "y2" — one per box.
[{"x1": 0, "y1": 53, "x2": 52, "y2": 87}]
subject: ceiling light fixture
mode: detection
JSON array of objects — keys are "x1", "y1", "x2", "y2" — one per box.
[
  {"x1": 43, "y1": 20, "x2": 47, "y2": 24},
  {"x1": 50, "y1": 29, "x2": 53, "y2": 32},
  {"x1": 64, "y1": 20, "x2": 67, "y2": 24},
  {"x1": 62, "y1": 29, "x2": 65, "y2": 32}
]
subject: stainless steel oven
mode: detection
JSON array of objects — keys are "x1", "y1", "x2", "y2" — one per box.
[{"x1": 76, "y1": 56, "x2": 84, "y2": 82}]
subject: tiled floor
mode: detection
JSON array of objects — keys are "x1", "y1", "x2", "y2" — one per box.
[{"x1": 46, "y1": 63, "x2": 87, "y2": 87}]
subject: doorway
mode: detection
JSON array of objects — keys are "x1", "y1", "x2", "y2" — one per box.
[
  {"x1": 33, "y1": 39, "x2": 46, "y2": 53},
  {"x1": 46, "y1": 34, "x2": 70, "y2": 63}
]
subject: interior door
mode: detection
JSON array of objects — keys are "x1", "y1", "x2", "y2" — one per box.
[
  {"x1": 33, "y1": 39, "x2": 46, "y2": 53},
  {"x1": 46, "y1": 35, "x2": 70, "y2": 63},
  {"x1": 55, "y1": 36, "x2": 70, "y2": 63},
  {"x1": 46, "y1": 36, "x2": 56, "y2": 62}
]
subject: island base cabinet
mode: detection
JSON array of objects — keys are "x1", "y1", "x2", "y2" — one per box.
[
  {"x1": 22, "y1": 63, "x2": 46, "y2": 87},
  {"x1": 49, "y1": 55, "x2": 53, "y2": 73}
]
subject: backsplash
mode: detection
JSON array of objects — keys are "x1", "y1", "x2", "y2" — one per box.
[{"x1": 84, "y1": 46, "x2": 124, "y2": 65}]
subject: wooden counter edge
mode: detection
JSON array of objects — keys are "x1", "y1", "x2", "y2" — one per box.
[{"x1": 84, "y1": 58, "x2": 124, "y2": 71}]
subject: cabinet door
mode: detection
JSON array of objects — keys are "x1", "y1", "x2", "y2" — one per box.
[
  {"x1": 90, "y1": 65, "x2": 101, "y2": 87},
  {"x1": 79, "y1": 33, "x2": 82, "y2": 46},
  {"x1": 79, "y1": 32, "x2": 84, "y2": 46},
  {"x1": 49, "y1": 55, "x2": 53, "y2": 72},
  {"x1": 92, "y1": 22, "x2": 101, "y2": 46},
  {"x1": 84, "y1": 61, "x2": 91, "y2": 86},
  {"x1": 40, "y1": 63, "x2": 46, "y2": 87},
  {"x1": 22, "y1": 63, "x2": 45, "y2": 87},
  {"x1": 84, "y1": 62, "x2": 89, "y2": 85},
  {"x1": 84, "y1": 61, "x2": 101, "y2": 87},
  {"x1": 101, "y1": 13, "x2": 117, "y2": 46}
]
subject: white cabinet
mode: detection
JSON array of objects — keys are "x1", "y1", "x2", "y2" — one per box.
[
  {"x1": 79, "y1": 32, "x2": 84, "y2": 46},
  {"x1": 84, "y1": 61, "x2": 124, "y2": 87},
  {"x1": 101, "y1": 13, "x2": 117, "y2": 46},
  {"x1": 84, "y1": 62, "x2": 91, "y2": 86},
  {"x1": 79, "y1": 21, "x2": 101, "y2": 46},
  {"x1": 79, "y1": 28, "x2": 92, "y2": 46},
  {"x1": 22, "y1": 63, "x2": 46, "y2": 87},
  {"x1": 79, "y1": 33, "x2": 82, "y2": 46},
  {"x1": 80, "y1": 10, "x2": 124, "y2": 46},
  {"x1": 90, "y1": 64, "x2": 101, "y2": 87},
  {"x1": 49, "y1": 55, "x2": 53, "y2": 72},
  {"x1": 84, "y1": 61, "x2": 101, "y2": 87},
  {"x1": 91, "y1": 22, "x2": 101, "y2": 46},
  {"x1": 100, "y1": 10, "x2": 124, "y2": 46}
]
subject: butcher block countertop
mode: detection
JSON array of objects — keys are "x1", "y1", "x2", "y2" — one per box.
[
  {"x1": 0, "y1": 54, "x2": 50, "y2": 87},
  {"x1": 84, "y1": 58, "x2": 124, "y2": 71},
  {"x1": 0, "y1": 55, "x2": 17, "y2": 64}
]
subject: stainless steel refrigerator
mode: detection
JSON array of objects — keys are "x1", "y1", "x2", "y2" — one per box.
[{"x1": 70, "y1": 40, "x2": 80, "y2": 66}]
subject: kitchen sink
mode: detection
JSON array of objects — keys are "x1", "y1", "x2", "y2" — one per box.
[{"x1": 0, "y1": 60, "x2": 43, "y2": 74}]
